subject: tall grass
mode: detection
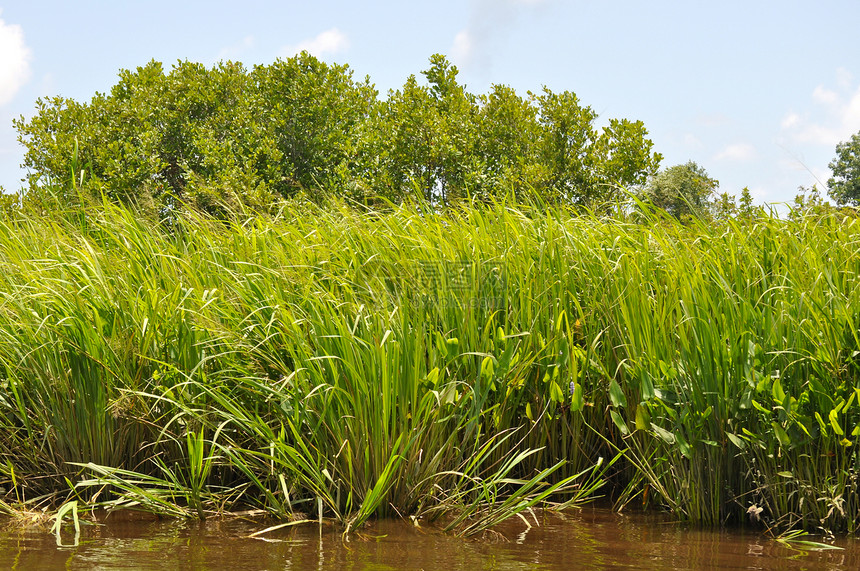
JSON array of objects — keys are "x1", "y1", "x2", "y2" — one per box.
[{"x1": 0, "y1": 196, "x2": 858, "y2": 534}]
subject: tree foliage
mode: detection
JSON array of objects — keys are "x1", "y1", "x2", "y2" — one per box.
[
  {"x1": 827, "y1": 131, "x2": 860, "y2": 206},
  {"x1": 738, "y1": 186, "x2": 755, "y2": 217},
  {"x1": 15, "y1": 55, "x2": 376, "y2": 215},
  {"x1": 15, "y1": 53, "x2": 662, "y2": 215},
  {"x1": 642, "y1": 161, "x2": 719, "y2": 220}
]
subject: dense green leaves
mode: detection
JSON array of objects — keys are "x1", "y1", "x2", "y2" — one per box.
[
  {"x1": 641, "y1": 160, "x2": 719, "y2": 220},
  {"x1": 828, "y1": 131, "x2": 860, "y2": 206},
  {"x1": 15, "y1": 53, "x2": 661, "y2": 214},
  {"x1": 15, "y1": 56, "x2": 376, "y2": 214},
  {"x1": 1, "y1": 194, "x2": 860, "y2": 532}
]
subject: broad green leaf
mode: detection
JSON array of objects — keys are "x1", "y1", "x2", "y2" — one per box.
[
  {"x1": 650, "y1": 423, "x2": 675, "y2": 445},
  {"x1": 639, "y1": 371, "x2": 655, "y2": 401},
  {"x1": 675, "y1": 430, "x2": 692, "y2": 459},
  {"x1": 834, "y1": 399, "x2": 846, "y2": 415},
  {"x1": 751, "y1": 399, "x2": 769, "y2": 414},
  {"x1": 570, "y1": 382, "x2": 584, "y2": 412},
  {"x1": 608, "y1": 379, "x2": 627, "y2": 408},
  {"x1": 635, "y1": 404, "x2": 650, "y2": 431},
  {"x1": 739, "y1": 389, "x2": 752, "y2": 410},
  {"x1": 829, "y1": 409, "x2": 844, "y2": 436},
  {"x1": 771, "y1": 378, "x2": 786, "y2": 404},
  {"x1": 435, "y1": 332, "x2": 448, "y2": 358},
  {"x1": 550, "y1": 381, "x2": 564, "y2": 403},
  {"x1": 772, "y1": 422, "x2": 791, "y2": 447},
  {"x1": 815, "y1": 412, "x2": 828, "y2": 435},
  {"x1": 727, "y1": 433, "x2": 746, "y2": 450},
  {"x1": 610, "y1": 410, "x2": 629, "y2": 436},
  {"x1": 440, "y1": 384, "x2": 458, "y2": 406},
  {"x1": 480, "y1": 356, "x2": 495, "y2": 379},
  {"x1": 426, "y1": 367, "x2": 439, "y2": 388}
]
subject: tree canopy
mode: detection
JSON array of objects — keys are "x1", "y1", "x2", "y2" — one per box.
[
  {"x1": 641, "y1": 161, "x2": 719, "y2": 220},
  {"x1": 827, "y1": 131, "x2": 860, "y2": 206},
  {"x1": 15, "y1": 53, "x2": 662, "y2": 215}
]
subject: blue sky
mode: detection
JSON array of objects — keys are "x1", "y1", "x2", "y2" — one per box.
[{"x1": 1, "y1": 0, "x2": 859, "y2": 206}]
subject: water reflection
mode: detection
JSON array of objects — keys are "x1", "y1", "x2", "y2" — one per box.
[{"x1": 1, "y1": 507, "x2": 857, "y2": 570}]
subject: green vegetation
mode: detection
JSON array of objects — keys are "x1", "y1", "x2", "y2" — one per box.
[
  {"x1": 0, "y1": 193, "x2": 857, "y2": 536},
  {"x1": 640, "y1": 161, "x2": 719, "y2": 221},
  {"x1": 6, "y1": 52, "x2": 860, "y2": 538},
  {"x1": 829, "y1": 131, "x2": 860, "y2": 206},
  {"x1": 14, "y1": 53, "x2": 661, "y2": 214}
]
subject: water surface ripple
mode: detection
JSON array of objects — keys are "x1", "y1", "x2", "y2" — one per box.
[{"x1": 2, "y1": 507, "x2": 858, "y2": 570}]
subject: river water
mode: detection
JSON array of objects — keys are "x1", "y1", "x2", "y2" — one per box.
[{"x1": 2, "y1": 507, "x2": 858, "y2": 570}]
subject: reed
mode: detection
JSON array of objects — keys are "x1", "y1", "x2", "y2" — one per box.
[{"x1": 0, "y1": 195, "x2": 857, "y2": 534}]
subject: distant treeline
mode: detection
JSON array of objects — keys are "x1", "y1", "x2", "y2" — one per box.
[{"x1": 12, "y1": 53, "x2": 662, "y2": 216}]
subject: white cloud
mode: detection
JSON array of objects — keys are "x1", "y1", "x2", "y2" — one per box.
[
  {"x1": 0, "y1": 11, "x2": 32, "y2": 106},
  {"x1": 449, "y1": 0, "x2": 546, "y2": 71},
  {"x1": 280, "y1": 28, "x2": 349, "y2": 59},
  {"x1": 812, "y1": 85, "x2": 838, "y2": 105},
  {"x1": 451, "y1": 30, "x2": 473, "y2": 64},
  {"x1": 780, "y1": 112, "x2": 800, "y2": 129},
  {"x1": 781, "y1": 70, "x2": 860, "y2": 147},
  {"x1": 714, "y1": 142, "x2": 757, "y2": 162}
]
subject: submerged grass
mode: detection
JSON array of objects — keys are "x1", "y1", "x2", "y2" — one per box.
[{"x1": 0, "y1": 196, "x2": 858, "y2": 535}]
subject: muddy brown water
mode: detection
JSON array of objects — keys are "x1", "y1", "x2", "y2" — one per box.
[{"x1": 2, "y1": 507, "x2": 859, "y2": 570}]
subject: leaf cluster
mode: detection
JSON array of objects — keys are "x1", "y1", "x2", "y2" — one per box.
[
  {"x1": 828, "y1": 132, "x2": 860, "y2": 206},
  {"x1": 14, "y1": 53, "x2": 662, "y2": 216},
  {"x1": 639, "y1": 160, "x2": 719, "y2": 221}
]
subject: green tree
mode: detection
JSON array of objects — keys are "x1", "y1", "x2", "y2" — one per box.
[
  {"x1": 590, "y1": 117, "x2": 662, "y2": 204},
  {"x1": 0, "y1": 190, "x2": 19, "y2": 218},
  {"x1": 789, "y1": 184, "x2": 834, "y2": 221},
  {"x1": 642, "y1": 161, "x2": 718, "y2": 220},
  {"x1": 372, "y1": 54, "x2": 479, "y2": 203},
  {"x1": 473, "y1": 84, "x2": 540, "y2": 201},
  {"x1": 250, "y1": 53, "x2": 378, "y2": 201},
  {"x1": 712, "y1": 191, "x2": 737, "y2": 221},
  {"x1": 531, "y1": 88, "x2": 599, "y2": 203},
  {"x1": 15, "y1": 54, "x2": 376, "y2": 215},
  {"x1": 373, "y1": 55, "x2": 661, "y2": 207},
  {"x1": 15, "y1": 52, "x2": 663, "y2": 214},
  {"x1": 738, "y1": 186, "x2": 755, "y2": 218},
  {"x1": 15, "y1": 60, "x2": 260, "y2": 213},
  {"x1": 526, "y1": 88, "x2": 661, "y2": 206},
  {"x1": 827, "y1": 132, "x2": 860, "y2": 206}
]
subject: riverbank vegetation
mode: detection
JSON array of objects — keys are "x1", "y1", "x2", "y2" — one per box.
[
  {"x1": 0, "y1": 193, "x2": 857, "y2": 536},
  {"x1": 3, "y1": 52, "x2": 860, "y2": 537}
]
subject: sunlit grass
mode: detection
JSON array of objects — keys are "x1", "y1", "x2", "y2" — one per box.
[{"x1": 0, "y1": 195, "x2": 858, "y2": 535}]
